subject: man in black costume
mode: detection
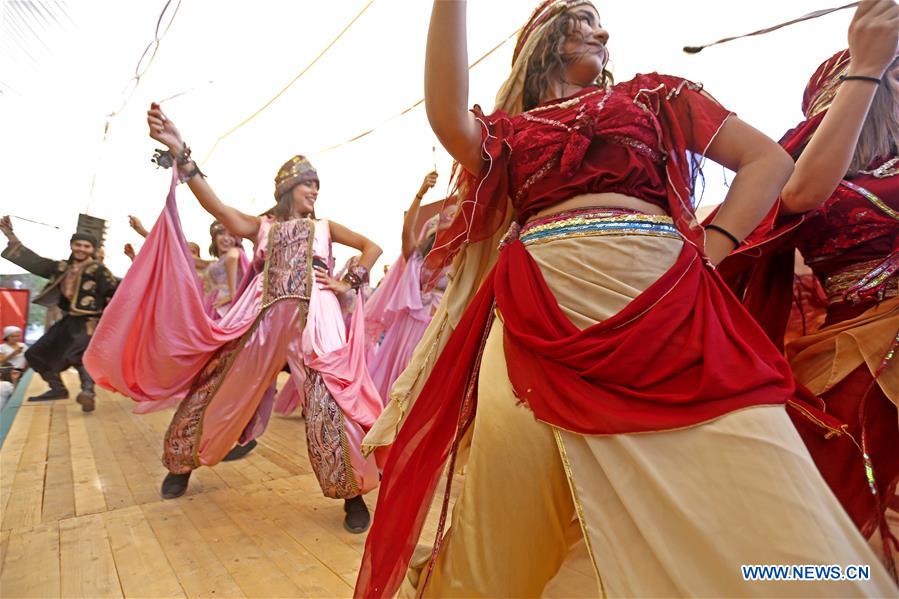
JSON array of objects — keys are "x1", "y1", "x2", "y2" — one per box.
[{"x1": 0, "y1": 215, "x2": 117, "y2": 412}]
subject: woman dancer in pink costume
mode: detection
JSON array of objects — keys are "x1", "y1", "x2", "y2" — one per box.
[
  {"x1": 85, "y1": 104, "x2": 383, "y2": 533},
  {"x1": 365, "y1": 172, "x2": 455, "y2": 403}
]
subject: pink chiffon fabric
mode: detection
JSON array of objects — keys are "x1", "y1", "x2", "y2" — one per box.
[
  {"x1": 365, "y1": 250, "x2": 444, "y2": 404},
  {"x1": 84, "y1": 176, "x2": 262, "y2": 413}
]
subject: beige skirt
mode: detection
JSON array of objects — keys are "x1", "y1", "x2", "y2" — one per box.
[{"x1": 405, "y1": 233, "x2": 896, "y2": 597}]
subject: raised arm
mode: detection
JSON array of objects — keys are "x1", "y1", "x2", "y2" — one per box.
[
  {"x1": 781, "y1": 0, "x2": 899, "y2": 214},
  {"x1": 702, "y1": 118, "x2": 795, "y2": 265},
  {"x1": 402, "y1": 172, "x2": 438, "y2": 259},
  {"x1": 128, "y1": 215, "x2": 149, "y2": 238},
  {"x1": 425, "y1": 0, "x2": 486, "y2": 174},
  {"x1": 0, "y1": 215, "x2": 59, "y2": 278},
  {"x1": 147, "y1": 104, "x2": 261, "y2": 238}
]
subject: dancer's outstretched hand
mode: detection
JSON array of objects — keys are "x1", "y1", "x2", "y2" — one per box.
[
  {"x1": 128, "y1": 215, "x2": 149, "y2": 238},
  {"x1": 314, "y1": 265, "x2": 351, "y2": 294},
  {"x1": 418, "y1": 171, "x2": 439, "y2": 197},
  {"x1": 848, "y1": 0, "x2": 899, "y2": 78},
  {"x1": 147, "y1": 103, "x2": 185, "y2": 152},
  {"x1": 123, "y1": 243, "x2": 136, "y2": 261},
  {"x1": 0, "y1": 216, "x2": 16, "y2": 241}
]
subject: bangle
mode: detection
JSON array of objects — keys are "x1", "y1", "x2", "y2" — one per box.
[
  {"x1": 415, "y1": 193, "x2": 424, "y2": 201},
  {"x1": 340, "y1": 264, "x2": 370, "y2": 290},
  {"x1": 178, "y1": 161, "x2": 205, "y2": 184},
  {"x1": 151, "y1": 143, "x2": 196, "y2": 169},
  {"x1": 839, "y1": 74, "x2": 881, "y2": 85},
  {"x1": 705, "y1": 223, "x2": 740, "y2": 248}
]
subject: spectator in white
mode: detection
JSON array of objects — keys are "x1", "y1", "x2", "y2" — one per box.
[{"x1": 0, "y1": 326, "x2": 28, "y2": 370}]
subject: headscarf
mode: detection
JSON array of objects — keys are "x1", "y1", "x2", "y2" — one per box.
[
  {"x1": 273, "y1": 154, "x2": 319, "y2": 199},
  {"x1": 496, "y1": 0, "x2": 597, "y2": 115},
  {"x1": 3, "y1": 325, "x2": 21, "y2": 340},
  {"x1": 802, "y1": 49, "x2": 851, "y2": 120}
]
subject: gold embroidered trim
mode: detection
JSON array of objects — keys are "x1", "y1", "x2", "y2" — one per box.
[
  {"x1": 552, "y1": 428, "x2": 606, "y2": 598},
  {"x1": 336, "y1": 405, "x2": 361, "y2": 498},
  {"x1": 841, "y1": 180, "x2": 899, "y2": 221}
]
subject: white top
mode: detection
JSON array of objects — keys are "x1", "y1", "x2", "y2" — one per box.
[{"x1": 0, "y1": 343, "x2": 27, "y2": 369}]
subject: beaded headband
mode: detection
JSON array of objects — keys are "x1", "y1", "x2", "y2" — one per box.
[{"x1": 274, "y1": 155, "x2": 319, "y2": 199}]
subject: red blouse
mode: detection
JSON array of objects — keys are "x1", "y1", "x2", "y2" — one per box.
[
  {"x1": 428, "y1": 73, "x2": 735, "y2": 273},
  {"x1": 498, "y1": 76, "x2": 733, "y2": 218},
  {"x1": 793, "y1": 164, "x2": 898, "y2": 296}
]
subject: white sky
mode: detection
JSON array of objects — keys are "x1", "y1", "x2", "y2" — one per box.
[{"x1": 1, "y1": 0, "x2": 853, "y2": 280}]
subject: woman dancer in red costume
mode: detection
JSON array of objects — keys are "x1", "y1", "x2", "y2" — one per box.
[
  {"x1": 719, "y1": 0, "x2": 899, "y2": 572},
  {"x1": 355, "y1": 0, "x2": 897, "y2": 596}
]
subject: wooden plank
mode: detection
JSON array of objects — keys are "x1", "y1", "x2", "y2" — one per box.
[
  {"x1": 205, "y1": 461, "x2": 252, "y2": 490},
  {"x1": 104, "y1": 505, "x2": 185, "y2": 598},
  {"x1": 252, "y1": 443, "x2": 308, "y2": 477},
  {"x1": 242, "y1": 449, "x2": 292, "y2": 481},
  {"x1": 41, "y1": 403, "x2": 76, "y2": 523},
  {"x1": 178, "y1": 495, "x2": 303, "y2": 598},
  {"x1": 0, "y1": 529, "x2": 10, "y2": 573},
  {"x1": 59, "y1": 513, "x2": 123, "y2": 598},
  {"x1": 0, "y1": 522, "x2": 61, "y2": 597},
  {"x1": 1, "y1": 405, "x2": 52, "y2": 530},
  {"x1": 0, "y1": 404, "x2": 35, "y2": 520},
  {"x1": 67, "y1": 403, "x2": 108, "y2": 516},
  {"x1": 103, "y1": 397, "x2": 170, "y2": 504},
  {"x1": 140, "y1": 501, "x2": 245, "y2": 598},
  {"x1": 218, "y1": 451, "x2": 272, "y2": 484},
  {"x1": 83, "y1": 402, "x2": 136, "y2": 511},
  {"x1": 210, "y1": 485, "x2": 353, "y2": 596},
  {"x1": 262, "y1": 477, "x2": 364, "y2": 586}
]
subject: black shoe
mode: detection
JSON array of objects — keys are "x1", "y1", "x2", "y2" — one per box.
[
  {"x1": 76, "y1": 391, "x2": 96, "y2": 413},
  {"x1": 160, "y1": 471, "x2": 191, "y2": 499},
  {"x1": 343, "y1": 495, "x2": 371, "y2": 534},
  {"x1": 28, "y1": 389, "x2": 69, "y2": 402},
  {"x1": 222, "y1": 439, "x2": 258, "y2": 462}
]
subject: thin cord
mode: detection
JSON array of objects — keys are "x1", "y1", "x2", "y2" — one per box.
[
  {"x1": 315, "y1": 27, "x2": 521, "y2": 155},
  {"x1": 684, "y1": 2, "x2": 858, "y2": 54},
  {"x1": 202, "y1": 0, "x2": 376, "y2": 164}
]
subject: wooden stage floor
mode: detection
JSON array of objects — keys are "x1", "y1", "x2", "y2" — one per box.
[{"x1": 0, "y1": 371, "x2": 597, "y2": 598}]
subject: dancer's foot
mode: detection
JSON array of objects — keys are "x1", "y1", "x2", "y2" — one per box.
[
  {"x1": 76, "y1": 391, "x2": 96, "y2": 413},
  {"x1": 160, "y1": 471, "x2": 191, "y2": 499},
  {"x1": 28, "y1": 389, "x2": 69, "y2": 402},
  {"x1": 343, "y1": 495, "x2": 371, "y2": 534},
  {"x1": 222, "y1": 439, "x2": 257, "y2": 462}
]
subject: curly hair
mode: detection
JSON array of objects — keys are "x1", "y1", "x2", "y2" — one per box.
[{"x1": 522, "y1": 10, "x2": 613, "y2": 112}]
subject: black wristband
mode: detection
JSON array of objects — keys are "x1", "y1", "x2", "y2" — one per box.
[
  {"x1": 839, "y1": 74, "x2": 882, "y2": 85},
  {"x1": 705, "y1": 223, "x2": 740, "y2": 248}
]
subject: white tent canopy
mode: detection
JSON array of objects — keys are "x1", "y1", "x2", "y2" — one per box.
[{"x1": 1, "y1": 0, "x2": 854, "y2": 278}]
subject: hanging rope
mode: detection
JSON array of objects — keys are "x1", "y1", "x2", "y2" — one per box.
[
  {"x1": 315, "y1": 26, "x2": 521, "y2": 155},
  {"x1": 87, "y1": 0, "x2": 181, "y2": 210},
  {"x1": 684, "y1": 2, "x2": 858, "y2": 54},
  {"x1": 202, "y1": 0, "x2": 376, "y2": 164}
]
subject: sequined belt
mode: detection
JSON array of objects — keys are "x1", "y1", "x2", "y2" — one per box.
[
  {"x1": 519, "y1": 207, "x2": 682, "y2": 247},
  {"x1": 823, "y1": 255, "x2": 899, "y2": 305}
]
